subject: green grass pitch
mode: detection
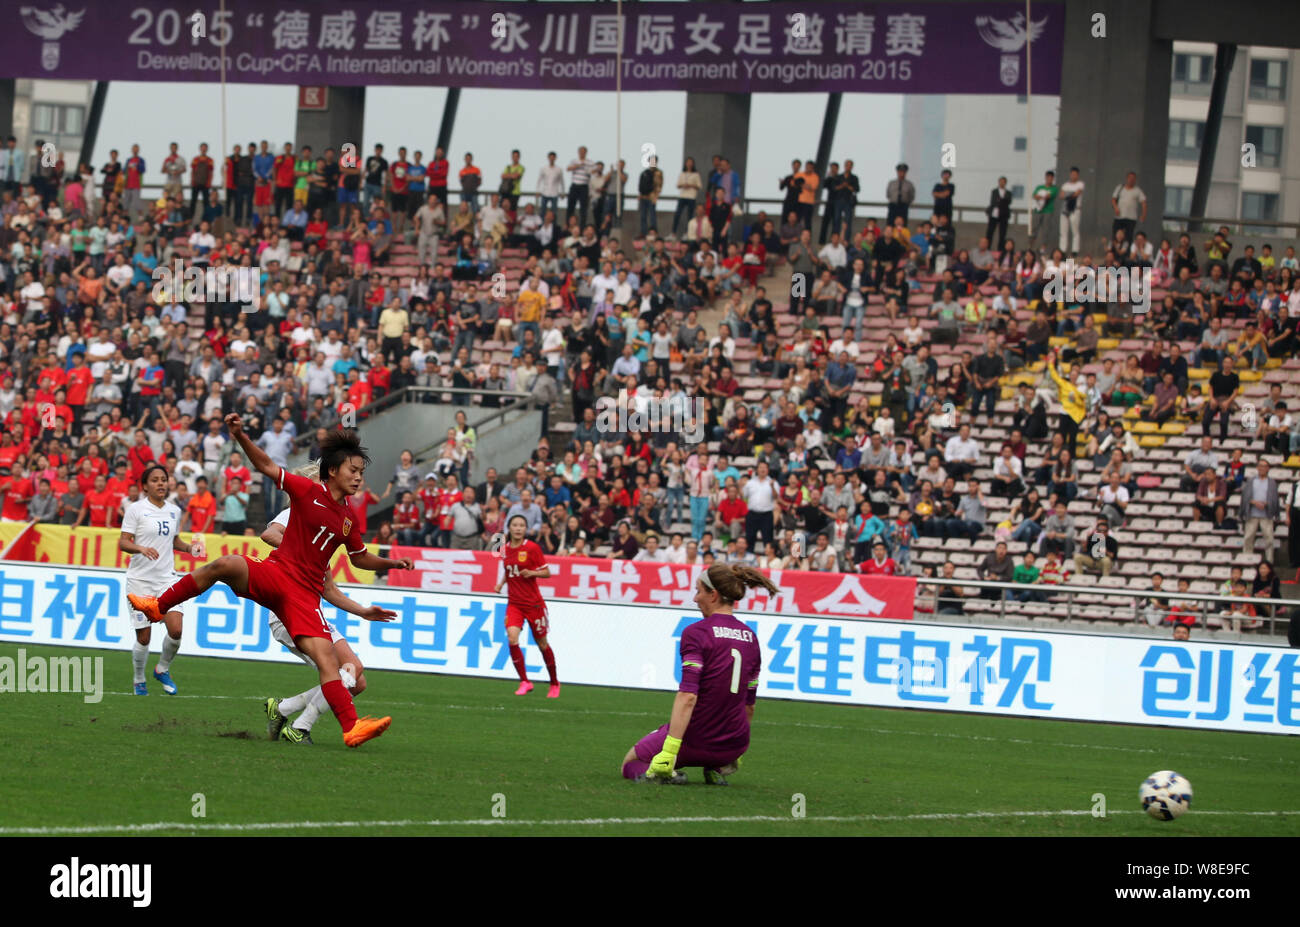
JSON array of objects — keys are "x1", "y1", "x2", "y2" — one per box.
[{"x1": 1, "y1": 641, "x2": 1297, "y2": 837}]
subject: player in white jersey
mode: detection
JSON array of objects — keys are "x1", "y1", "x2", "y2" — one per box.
[
  {"x1": 118, "y1": 465, "x2": 207, "y2": 695},
  {"x1": 261, "y1": 462, "x2": 395, "y2": 744}
]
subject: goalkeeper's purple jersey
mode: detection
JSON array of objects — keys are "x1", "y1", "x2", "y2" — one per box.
[{"x1": 679, "y1": 613, "x2": 761, "y2": 754}]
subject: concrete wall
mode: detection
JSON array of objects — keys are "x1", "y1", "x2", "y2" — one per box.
[
  {"x1": 1058, "y1": 0, "x2": 1171, "y2": 249},
  {"x1": 294, "y1": 86, "x2": 365, "y2": 162},
  {"x1": 285, "y1": 397, "x2": 543, "y2": 506}
]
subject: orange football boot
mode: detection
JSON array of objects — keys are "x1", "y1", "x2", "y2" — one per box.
[{"x1": 343, "y1": 715, "x2": 392, "y2": 748}]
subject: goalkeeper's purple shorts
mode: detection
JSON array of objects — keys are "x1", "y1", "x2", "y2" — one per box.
[{"x1": 632, "y1": 724, "x2": 745, "y2": 769}]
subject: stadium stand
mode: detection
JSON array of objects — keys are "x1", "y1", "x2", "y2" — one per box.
[{"x1": 0, "y1": 141, "x2": 1296, "y2": 635}]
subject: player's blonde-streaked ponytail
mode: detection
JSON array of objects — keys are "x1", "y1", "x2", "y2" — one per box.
[{"x1": 705, "y1": 564, "x2": 779, "y2": 602}]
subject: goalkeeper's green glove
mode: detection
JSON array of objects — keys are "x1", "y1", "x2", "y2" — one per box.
[{"x1": 648, "y1": 735, "x2": 682, "y2": 778}]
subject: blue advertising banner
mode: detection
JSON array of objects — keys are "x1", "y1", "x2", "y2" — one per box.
[
  {"x1": 3, "y1": 2, "x2": 1065, "y2": 94},
  {"x1": 2, "y1": 562, "x2": 1294, "y2": 734}
]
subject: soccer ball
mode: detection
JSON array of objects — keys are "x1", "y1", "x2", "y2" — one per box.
[{"x1": 1140, "y1": 770, "x2": 1192, "y2": 820}]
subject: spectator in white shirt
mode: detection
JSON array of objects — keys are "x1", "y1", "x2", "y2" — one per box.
[
  {"x1": 828, "y1": 327, "x2": 861, "y2": 360},
  {"x1": 709, "y1": 324, "x2": 736, "y2": 361},
  {"x1": 818, "y1": 232, "x2": 848, "y2": 271},
  {"x1": 633, "y1": 534, "x2": 671, "y2": 563},
  {"x1": 943, "y1": 423, "x2": 981, "y2": 480}
]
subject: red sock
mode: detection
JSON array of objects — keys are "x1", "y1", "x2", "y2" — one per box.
[
  {"x1": 509, "y1": 644, "x2": 528, "y2": 682},
  {"x1": 156, "y1": 574, "x2": 199, "y2": 614},
  {"x1": 321, "y1": 679, "x2": 357, "y2": 733},
  {"x1": 542, "y1": 645, "x2": 558, "y2": 685}
]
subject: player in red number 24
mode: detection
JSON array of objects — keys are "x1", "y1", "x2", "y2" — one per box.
[
  {"x1": 494, "y1": 513, "x2": 560, "y2": 697},
  {"x1": 128, "y1": 416, "x2": 413, "y2": 748}
]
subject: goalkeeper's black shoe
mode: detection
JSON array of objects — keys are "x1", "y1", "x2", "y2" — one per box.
[
  {"x1": 280, "y1": 724, "x2": 313, "y2": 745},
  {"x1": 703, "y1": 768, "x2": 729, "y2": 786}
]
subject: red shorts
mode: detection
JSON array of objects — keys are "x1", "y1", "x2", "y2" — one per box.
[
  {"x1": 244, "y1": 556, "x2": 331, "y2": 641},
  {"x1": 254, "y1": 183, "x2": 272, "y2": 206},
  {"x1": 506, "y1": 602, "x2": 549, "y2": 637}
]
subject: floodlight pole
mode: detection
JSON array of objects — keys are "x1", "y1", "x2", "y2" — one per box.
[
  {"x1": 1025, "y1": 0, "x2": 1033, "y2": 238},
  {"x1": 615, "y1": 0, "x2": 623, "y2": 229}
]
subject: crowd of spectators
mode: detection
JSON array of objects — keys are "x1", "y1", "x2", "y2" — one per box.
[{"x1": 0, "y1": 133, "x2": 1295, "y2": 630}]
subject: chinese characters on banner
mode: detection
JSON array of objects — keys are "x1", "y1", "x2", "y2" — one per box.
[
  {"x1": 385, "y1": 547, "x2": 918, "y2": 621},
  {"x1": 5, "y1": 2, "x2": 1064, "y2": 94},
  {"x1": 0, "y1": 562, "x2": 1295, "y2": 733}
]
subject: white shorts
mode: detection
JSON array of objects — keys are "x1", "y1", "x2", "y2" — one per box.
[
  {"x1": 270, "y1": 617, "x2": 344, "y2": 668},
  {"x1": 125, "y1": 576, "x2": 188, "y2": 631}
]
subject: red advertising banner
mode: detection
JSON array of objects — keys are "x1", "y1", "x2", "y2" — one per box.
[{"x1": 387, "y1": 548, "x2": 915, "y2": 621}]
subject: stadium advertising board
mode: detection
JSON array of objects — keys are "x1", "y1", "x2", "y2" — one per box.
[
  {"x1": 0, "y1": 562, "x2": 1294, "y2": 735},
  {"x1": 385, "y1": 547, "x2": 918, "y2": 621},
  {"x1": 0, "y1": 523, "x2": 379, "y2": 584},
  {"x1": 5, "y1": 2, "x2": 1065, "y2": 94}
]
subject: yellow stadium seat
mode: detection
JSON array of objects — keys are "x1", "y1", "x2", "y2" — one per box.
[
  {"x1": 1097, "y1": 338, "x2": 1120, "y2": 350},
  {"x1": 1238, "y1": 369, "x2": 1263, "y2": 382},
  {"x1": 1189, "y1": 367, "x2": 1210, "y2": 379},
  {"x1": 1131, "y1": 421, "x2": 1158, "y2": 434},
  {"x1": 1158, "y1": 422, "x2": 1186, "y2": 435},
  {"x1": 1285, "y1": 455, "x2": 1300, "y2": 469},
  {"x1": 1138, "y1": 435, "x2": 1167, "y2": 448}
]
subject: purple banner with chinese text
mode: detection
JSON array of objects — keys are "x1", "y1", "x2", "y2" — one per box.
[{"x1": 4, "y1": 2, "x2": 1064, "y2": 94}]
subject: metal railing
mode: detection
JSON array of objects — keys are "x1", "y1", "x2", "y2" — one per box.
[
  {"x1": 1163, "y1": 213, "x2": 1300, "y2": 237},
  {"x1": 913, "y1": 576, "x2": 1293, "y2": 637},
  {"x1": 290, "y1": 384, "x2": 533, "y2": 452},
  {"x1": 124, "y1": 183, "x2": 1029, "y2": 230}
]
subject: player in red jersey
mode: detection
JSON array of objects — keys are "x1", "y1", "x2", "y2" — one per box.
[
  {"x1": 493, "y1": 514, "x2": 560, "y2": 697},
  {"x1": 128, "y1": 418, "x2": 412, "y2": 748}
]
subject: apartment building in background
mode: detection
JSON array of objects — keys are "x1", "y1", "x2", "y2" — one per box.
[{"x1": 1167, "y1": 43, "x2": 1295, "y2": 231}]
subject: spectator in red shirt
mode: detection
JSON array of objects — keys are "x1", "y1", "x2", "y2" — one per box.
[
  {"x1": 859, "y1": 540, "x2": 899, "y2": 575},
  {"x1": 393, "y1": 491, "x2": 423, "y2": 546},
  {"x1": 127, "y1": 429, "x2": 155, "y2": 484},
  {"x1": 389, "y1": 147, "x2": 411, "y2": 235},
  {"x1": 0, "y1": 467, "x2": 35, "y2": 522},
  {"x1": 429, "y1": 146, "x2": 450, "y2": 208},
  {"x1": 348, "y1": 482, "x2": 380, "y2": 539},
  {"x1": 106, "y1": 460, "x2": 132, "y2": 499},
  {"x1": 190, "y1": 142, "x2": 214, "y2": 216},
  {"x1": 418, "y1": 474, "x2": 441, "y2": 545},
  {"x1": 123, "y1": 143, "x2": 146, "y2": 219},
  {"x1": 714, "y1": 484, "x2": 749, "y2": 540},
  {"x1": 80, "y1": 473, "x2": 118, "y2": 528},
  {"x1": 273, "y1": 141, "x2": 296, "y2": 217},
  {"x1": 73, "y1": 457, "x2": 98, "y2": 495},
  {"x1": 222, "y1": 451, "x2": 252, "y2": 495},
  {"x1": 76, "y1": 443, "x2": 110, "y2": 479},
  {"x1": 64, "y1": 354, "x2": 93, "y2": 432},
  {"x1": 187, "y1": 476, "x2": 218, "y2": 534},
  {"x1": 345, "y1": 369, "x2": 373, "y2": 414},
  {"x1": 433, "y1": 475, "x2": 461, "y2": 547}
]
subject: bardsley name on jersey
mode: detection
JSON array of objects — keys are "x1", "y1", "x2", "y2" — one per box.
[{"x1": 712, "y1": 626, "x2": 755, "y2": 642}]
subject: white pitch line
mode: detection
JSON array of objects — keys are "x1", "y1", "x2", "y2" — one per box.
[
  {"x1": 93, "y1": 692, "x2": 1287, "y2": 765},
  {"x1": 3, "y1": 809, "x2": 1298, "y2": 836}
]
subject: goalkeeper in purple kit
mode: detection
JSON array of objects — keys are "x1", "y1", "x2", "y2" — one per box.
[{"x1": 621, "y1": 564, "x2": 776, "y2": 785}]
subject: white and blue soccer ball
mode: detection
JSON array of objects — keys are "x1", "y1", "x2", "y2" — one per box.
[{"x1": 1140, "y1": 770, "x2": 1193, "y2": 820}]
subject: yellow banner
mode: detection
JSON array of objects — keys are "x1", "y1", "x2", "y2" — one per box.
[{"x1": 12, "y1": 524, "x2": 377, "y2": 584}]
